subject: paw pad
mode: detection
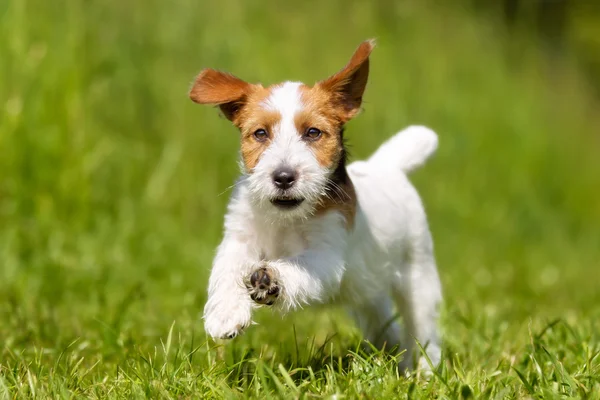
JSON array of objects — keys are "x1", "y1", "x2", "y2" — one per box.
[{"x1": 247, "y1": 267, "x2": 280, "y2": 305}]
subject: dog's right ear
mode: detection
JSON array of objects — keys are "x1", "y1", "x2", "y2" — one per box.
[{"x1": 189, "y1": 68, "x2": 252, "y2": 121}]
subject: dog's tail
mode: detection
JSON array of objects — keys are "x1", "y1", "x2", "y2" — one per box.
[{"x1": 367, "y1": 125, "x2": 438, "y2": 173}]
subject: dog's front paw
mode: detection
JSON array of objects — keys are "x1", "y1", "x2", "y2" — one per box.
[
  {"x1": 246, "y1": 266, "x2": 280, "y2": 306},
  {"x1": 203, "y1": 300, "x2": 252, "y2": 340}
]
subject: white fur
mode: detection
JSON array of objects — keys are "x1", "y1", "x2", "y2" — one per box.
[{"x1": 203, "y1": 90, "x2": 442, "y2": 370}]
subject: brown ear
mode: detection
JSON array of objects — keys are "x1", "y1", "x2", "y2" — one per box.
[
  {"x1": 189, "y1": 68, "x2": 251, "y2": 121},
  {"x1": 318, "y1": 39, "x2": 375, "y2": 121}
]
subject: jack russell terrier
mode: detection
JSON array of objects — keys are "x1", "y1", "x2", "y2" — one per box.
[{"x1": 189, "y1": 40, "x2": 442, "y2": 370}]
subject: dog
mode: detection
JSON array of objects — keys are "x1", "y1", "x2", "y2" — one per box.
[{"x1": 189, "y1": 40, "x2": 442, "y2": 370}]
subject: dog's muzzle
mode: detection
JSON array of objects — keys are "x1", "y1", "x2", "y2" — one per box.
[{"x1": 270, "y1": 166, "x2": 304, "y2": 209}]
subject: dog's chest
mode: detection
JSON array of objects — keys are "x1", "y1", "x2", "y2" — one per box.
[{"x1": 256, "y1": 224, "x2": 308, "y2": 260}]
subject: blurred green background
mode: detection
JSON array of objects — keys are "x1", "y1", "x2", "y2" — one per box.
[{"x1": 1, "y1": 0, "x2": 599, "y2": 397}]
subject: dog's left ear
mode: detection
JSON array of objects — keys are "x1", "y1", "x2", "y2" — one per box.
[
  {"x1": 318, "y1": 39, "x2": 375, "y2": 122},
  {"x1": 189, "y1": 68, "x2": 253, "y2": 122}
]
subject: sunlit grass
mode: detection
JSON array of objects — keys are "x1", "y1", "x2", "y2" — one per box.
[{"x1": 0, "y1": 0, "x2": 599, "y2": 397}]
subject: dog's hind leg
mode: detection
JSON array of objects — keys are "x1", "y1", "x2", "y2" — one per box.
[
  {"x1": 346, "y1": 293, "x2": 402, "y2": 353},
  {"x1": 391, "y1": 233, "x2": 442, "y2": 371}
]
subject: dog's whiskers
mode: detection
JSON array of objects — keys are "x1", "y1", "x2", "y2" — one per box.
[
  {"x1": 324, "y1": 178, "x2": 350, "y2": 203},
  {"x1": 218, "y1": 179, "x2": 245, "y2": 197}
]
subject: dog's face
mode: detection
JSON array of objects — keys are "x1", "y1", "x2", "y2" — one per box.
[{"x1": 190, "y1": 40, "x2": 373, "y2": 221}]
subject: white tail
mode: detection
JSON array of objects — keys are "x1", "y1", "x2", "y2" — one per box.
[{"x1": 367, "y1": 125, "x2": 438, "y2": 173}]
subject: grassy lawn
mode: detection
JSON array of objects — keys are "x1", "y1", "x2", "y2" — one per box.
[{"x1": 1, "y1": 0, "x2": 599, "y2": 398}]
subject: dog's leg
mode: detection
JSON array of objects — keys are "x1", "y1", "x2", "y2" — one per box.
[
  {"x1": 203, "y1": 235, "x2": 257, "y2": 340},
  {"x1": 247, "y1": 248, "x2": 346, "y2": 310},
  {"x1": 346, "y1": 294, "x2": 403, "y2": 352},
  {"x1": 391, "y1": 235, "x2": 442, "y2": 371},
  {"x1": 246, "y1": 213, "x2": 347, "y2": 309}
]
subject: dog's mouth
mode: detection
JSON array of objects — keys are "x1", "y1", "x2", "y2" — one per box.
[{"x1": 271, "y1": 197, "x2": 304, "y2": 209}]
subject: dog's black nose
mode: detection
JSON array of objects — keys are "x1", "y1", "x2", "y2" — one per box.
[{"x1": 272, "y1": 167, "x2": 297, "y2": 190}]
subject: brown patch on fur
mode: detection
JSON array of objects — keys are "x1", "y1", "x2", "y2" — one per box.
[
  {"x1": 295, "y1": 85, "x2": 346, "y2": 169},
  {"x1": 238, "y1": 109, "x2": 280, "y2": 170},
  {"x1": 315, "y1": 174, "x2": 357, "y2": 229},
  {"x1": 234, "y1": 87, "x2": 283, "y2": 171}
]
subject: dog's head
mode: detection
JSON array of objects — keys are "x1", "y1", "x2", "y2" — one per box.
[{"x1": 190, "y1": 40, "x2": 374, "y2": 221}]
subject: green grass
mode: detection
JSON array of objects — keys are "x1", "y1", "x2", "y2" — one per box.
[{"x1": 1, "y1": 0, "x2": 600, "y2": 398}]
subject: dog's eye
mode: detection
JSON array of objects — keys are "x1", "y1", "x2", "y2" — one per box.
[
  {"x1": 253, "y1": 129, "x2": 268, "y2": 142},
  {"x1": 304, "y1": 127, "x2": 322, "y2": 141}
]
